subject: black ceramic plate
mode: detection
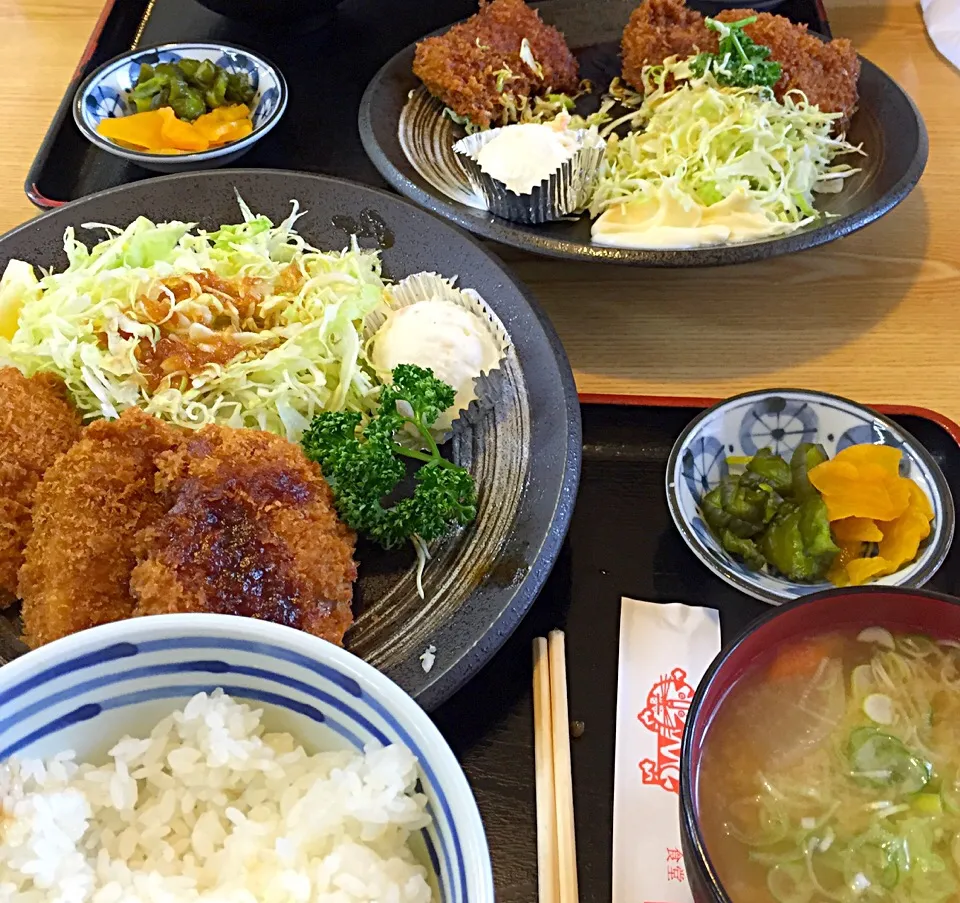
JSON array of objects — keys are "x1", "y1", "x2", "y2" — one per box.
[
  {"x1": 0, "y1": 169, "x2": 581, "y2": 710},
  {"x1": 359, "y1": 0, "x2": 928, "y2": 267}
]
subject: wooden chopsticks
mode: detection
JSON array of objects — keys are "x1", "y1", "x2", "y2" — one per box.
[{"x1": 533, "y1": 630, "x2": 579, "y2": 903}]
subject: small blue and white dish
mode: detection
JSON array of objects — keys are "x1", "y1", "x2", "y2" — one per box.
[
  {"x1": 73, "y1": 42, "x2": 287, "y2": 173},
  {"x1": 0, "y1": 613, "x2": 494, "y2": 903},
  {"x1": 666, "y1": 389, "x2": 955, "y2": 605}
]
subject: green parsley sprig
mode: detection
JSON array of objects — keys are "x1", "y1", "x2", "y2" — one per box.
[
  {"x1": 301, "y1": 364, "x2": 478, "y2": 555},
  {"x1": 690, "y1": 16, "x2": 782, "y2": 89}
]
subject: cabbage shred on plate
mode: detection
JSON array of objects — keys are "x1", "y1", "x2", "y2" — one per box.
[
  {"x1": 0, "y1": 200, "x2": 385, "y2": 442},
  {"x1": 589, "y1": 56, "x2": 864, "y2": 230}
]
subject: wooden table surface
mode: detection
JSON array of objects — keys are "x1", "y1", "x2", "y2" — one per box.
[{"x1": 1, "y1": 0, "x2": 958, "y2": 418}]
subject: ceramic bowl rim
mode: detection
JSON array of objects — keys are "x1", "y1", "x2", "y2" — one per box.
[
  {"x1": 72, "y1": 41, "x2": 288, "y2": 164},
  {"x1": 664, "y1": 387, "x2": 956, "y2": 604},
  {"x1": 678, "y1": 585, "x2": 960, "y2": 903},
  {"x1": 0, "y1": 611, "x2": 496, "y2": 903}
]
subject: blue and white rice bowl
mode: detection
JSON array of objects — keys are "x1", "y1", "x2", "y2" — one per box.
[
  {"x1": 0, "y1": 613, "x2": 493, "y2": 903},
  {"x1": 73, "y1": 42, "x2": 287, "y2": 173},
  {"x1": 666, "y1": 389, "x2": 955, "y2": 605}
]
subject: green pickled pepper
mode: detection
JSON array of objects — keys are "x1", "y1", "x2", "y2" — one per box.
[
  {"x1": 746, "y1": 447, "x2": 792, "y2": 494},
  {"x1": 719, "y1": 530, "x2": 767, "y2": 572},
  {"x1": 204, "y1": 70, "x2": 230, "y2": 111},
  {"x1": 700, "y1": 443, "x2": 838, "y2": 581},
  {"x1": 702, "y1": 484, "x2": 731, "y2": 534},
  {"x1": 167, "y1": 81, "x2": 206, "y2": 122},
  {"x1": 759, "y1": 504, "x2": 810, "y2": 580},
  {"x1": 790, "y1": 442, "x2": 829, "y2": 501},
  {"x1": 759, "y1": 496, "x2": 838, "y2": 581},
  {"x1": 798, "y1": 494, "x2": 839, "y2": 573},
  {"x1": 129, "y1": 76, "x2": 168, "y2": 113},
  {"x1": 723, "y1": 473, "x2": 782, "y2": 536},
  {"x1": 130, "y1": 56, "x2": 248, "y2": 120},
  {"x1": 225, "y1": 72, "x2": 256, "y2": 106}
]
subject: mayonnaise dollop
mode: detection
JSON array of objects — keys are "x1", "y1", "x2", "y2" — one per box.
[
  {"x1": 474, "y1": 123, "x2": 580, "y2": 195},
  {"x1": 370, "y1": 299, "x2": 503, "y2": 429},
  {"x1": 591, "y1": 186, "x2": 791, "y2": 249}
]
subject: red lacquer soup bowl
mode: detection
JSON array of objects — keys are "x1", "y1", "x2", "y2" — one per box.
[{"x1": 678, "y1": 587, "x2": 960, "y2": 903}]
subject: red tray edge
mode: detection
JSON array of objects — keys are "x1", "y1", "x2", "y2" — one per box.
[{"x1": 578, "y1": 392, "x2": 960, "y2": 450}]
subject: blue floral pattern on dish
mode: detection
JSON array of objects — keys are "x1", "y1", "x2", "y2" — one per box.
[
  {"x1": 0, "y1": 619, "x2": 489, "y2": 903},
  {"x1": 256, "y1": 87, "x2": 279, "y2": 124},
  {"x1": 666, "y1": 389, "x2": 953, "y2": 605},
  {"x1": 739, "y1": 396, "x2": 819, "y2": 457},
  {"x1": 84, "y1": 85, "x2": 126, "y2": 121},
  {"x1": 681, "y1": 436, "x2": 728, "y2": 502}
]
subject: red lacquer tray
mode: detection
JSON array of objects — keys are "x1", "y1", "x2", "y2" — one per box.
[
  {"x1": 0, "y1": 393, "x2": 953, "y2": 900},
  {"x1": 427, "y1": 396, "x2": 960, "y2": 903}
]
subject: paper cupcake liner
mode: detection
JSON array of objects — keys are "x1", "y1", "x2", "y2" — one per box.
[
  {"x1": 453, "y1": 127, "x2": 606, "y2": 225},
  {"x1": 364, "y1": 271, "x2": 514, "y2": 436}
]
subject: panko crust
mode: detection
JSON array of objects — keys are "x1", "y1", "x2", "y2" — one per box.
[
  {"x1": 621, "y1": 0, "x2": 860, "y2": 129},
  {"x1": 19, "y1": 409, "x2": 181, "y2": 648},
  {"x1": 620, "y1": 0, "x2": 713, "y2": 90},
  {"x1": 716, "y1": 9, "x2": 860, "y2": 130},
  {"x1": 0, "y1": 368, "x2": 82, "y2": 603},
  {"x1": 130, "y1": 426, "x2": 358, "y2": 645},
  {"x1": 413, "y1": 0, "x2": 579, "y2": 128}
]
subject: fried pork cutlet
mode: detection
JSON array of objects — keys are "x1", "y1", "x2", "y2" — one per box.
[
  {"x1": 715, "y1": 8, "x2": 860, "y2": 130},
  {"x1": 0, "y1": 368, "x2": 81, "y2": 603},
  {"x1": 19, "y1": 409, "x2": 181, "y2": 648},
  {"x1": 413, "y1": 0, "x2": 579, "y2": 129},
  {"x1": 621, "y1": 0, "x2": 712, "y2": 88},
  {"x1": 621, "y1": 0, "x2": 860, "y2": 128},
  {"x1": 130, "y1": 426, "x2": 358, "y2": 645}
]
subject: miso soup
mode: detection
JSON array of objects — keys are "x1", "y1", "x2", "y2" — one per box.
[{"x1": 698, "y1": 628, "x2": 960, "y2": 903}]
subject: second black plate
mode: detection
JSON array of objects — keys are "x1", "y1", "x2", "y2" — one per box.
[{"x1": 359, "y1": 0, "x2": 928, "y2": 267}]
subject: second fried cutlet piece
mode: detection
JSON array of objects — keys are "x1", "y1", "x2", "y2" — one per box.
[
  {"x1": 19, "y1": 409, "x2": 181, "y2": 648},
  {"x1": 621, "y1": 0, "x2": 859, "y2": 129},
  {"x1": 716, "y1": 9, "x2": 860, "y2": 129},
  {"x1": 130, "y1": 426, "x2": 358, "y2": 645},
  {"x1": 0, "y1": 368, "x2": 81, "y2": 603},
  {"x1": 413, "y1": 0, "x2": 579, "y2": 128}
]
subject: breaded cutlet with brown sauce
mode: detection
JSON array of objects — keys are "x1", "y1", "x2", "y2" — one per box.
[
  {"x1": 413, "y1": 0, "x2": 579, "y2": 129},
  {"x1": 130, "y1": 426, "x2": 358, "y2": 645}
]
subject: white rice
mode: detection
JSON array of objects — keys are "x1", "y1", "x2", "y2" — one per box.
[{"x1": 0, "y1": 690, "x2": 435, "y2": 903}]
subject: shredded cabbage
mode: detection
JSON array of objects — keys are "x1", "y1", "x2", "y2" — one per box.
[
  {"x1": 0, "y1": 199, "x2": 386, "y2": 441},
  {"x1": 443, "y1": 80, "x2": 610, "y2": 134},
  {"x1": 590, "y1": 57, "x2": 864, "y2": 231}
]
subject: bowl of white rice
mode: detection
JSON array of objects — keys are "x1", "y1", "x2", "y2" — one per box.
[{"x1": 0, "y1": 613, "x2": 493, "y2": 903}]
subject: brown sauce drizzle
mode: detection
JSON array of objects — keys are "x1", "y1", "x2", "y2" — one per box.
[
  {"x1": 136, "y1": 334, "x2": 244, "y2": 392},
  {"x1": 160, "y1": 468, "x2": 316, "y2": 628},
  {"x1": 128, "y1": 265, "x2": 304, "y2": 390}
]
